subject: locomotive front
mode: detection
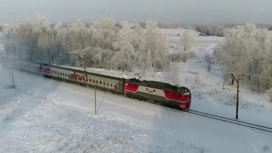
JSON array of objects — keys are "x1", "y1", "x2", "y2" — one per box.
[{"x1": 177, "y1": 87, "x2": 191, "y2": 111}]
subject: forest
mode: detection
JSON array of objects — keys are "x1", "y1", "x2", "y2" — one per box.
[{"x1": 1, "y1": 16, "x2": 171, "y2": 72}]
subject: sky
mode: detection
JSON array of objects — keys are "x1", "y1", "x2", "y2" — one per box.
[{"x1": 0, "y1": 0, "x2": 271, "y2": 25}]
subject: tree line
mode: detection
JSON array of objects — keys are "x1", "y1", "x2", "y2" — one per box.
[{"x1": 1, "y1": 16, "x2": 171, "y2": 72}]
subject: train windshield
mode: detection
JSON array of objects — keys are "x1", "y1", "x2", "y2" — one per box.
[{"x1": 178, "y1": 87, "x2": 191, "y2": 96}]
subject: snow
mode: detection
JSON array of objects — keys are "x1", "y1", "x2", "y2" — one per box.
[
  {"x1": 1, "y1": 65, "x2": 272, "y2": 153},
  {"x1": 0, "y1": 68, "x2": 207, "y2": 153},
  {"x1": 1, "y1": 28, "x2": 272, "y2": 152},
  {"x1": 161, "y1": 28, "x2": 225, "y2": 46}
]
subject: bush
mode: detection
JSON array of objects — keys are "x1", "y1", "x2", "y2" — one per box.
[
  {"x1": 195, "y1": 25, "x2": 226, "y2": 37},
  {"x1": 204, "y1": 53, "x2": 212, "y2": 64},
  {"x1": 182, "y1": 52, "x2": 188, "y2": 63},
  {"x1": 269, "y1": 89, "x2": 272, "y2": 103},
  {"x1": 187, "y1": 50, "x2": 196, "y2": 59},
  {"x1": 168, "y1": 51, "x2": 196, "y2": 63},
  {"x1": 207, "y1": 64, "x2": 211, "y2": 72},
  {"x1": 169, "y1": 53, "x2": 182, "y2": 62},
  {"x1": 249, "y1": 76, "x2": 271, "y2": 93}
]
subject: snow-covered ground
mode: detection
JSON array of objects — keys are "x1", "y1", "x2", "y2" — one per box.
[
  {"x1": 1, "y1": 66, "x2": 272, "y2": 153},
  {"x1": 1, "y1": 28, "x2": 272, "y2": 152},
  {"x1": 162, "y1": 28, "x2": 225, "y2": 49}
]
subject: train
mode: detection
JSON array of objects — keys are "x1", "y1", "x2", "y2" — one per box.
[{"x1": 0, "y1": 57, "x2": 192, "y2": 111}]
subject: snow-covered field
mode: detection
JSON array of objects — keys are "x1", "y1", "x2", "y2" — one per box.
[
  {"x1": 1, "y1": 29, "x2": 272, "y2": 153},
  {"x1": 1, "y1": 66, "x2": 272, "y2": 153},
  {"x1": 162, "y1": 28, "x2": 225, "y2": 48}
]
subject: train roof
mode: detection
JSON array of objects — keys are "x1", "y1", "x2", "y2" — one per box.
[
  {"x1": 126, "y1": 78, "x2": 190, "y2": 92},
  {"x1": 1, "y1": 57, "x2": 190, "y2": 92},
  {"x1": 49, "y1": 64, "x2": 123, "y2": 80}
]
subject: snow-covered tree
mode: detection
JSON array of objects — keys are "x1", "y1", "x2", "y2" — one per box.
[
  {"x1": 144, "y1": 21, "x2": 169, "y2": 70},
  {"x1": 180, "y1": 30, "x2": 194, "y2": 51},
  {"x1": 111, "y1": 21, "x2": 135, "y2": 71},
  {"x1": 92, "y1": 18, "x2": 117, "y2": 50},
  {"x1": 2, "y1": 16, "x2": 172, "y2": 73},
  {"x1": 216, "y1": 23, "x2": 272, "y2": 92}
]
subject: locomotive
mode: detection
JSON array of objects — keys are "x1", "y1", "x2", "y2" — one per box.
[{"x1": 0, "y1": 57, "x2": 191, "y2": 111}]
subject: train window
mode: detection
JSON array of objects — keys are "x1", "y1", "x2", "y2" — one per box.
[
  {"x1": 107, "y1": 82, "x2": 109, "y2": 86},
  {"x1": 103, "y1": 82, "x2": 105, "y2": 85},
  {"x1": 96, "y1": 80, "x2": 98, "y2": 83},
  {"x1": 93, "y1": 80, "x2": 95, "y2": 83},
  {"x1": 65, "y1": 74, "x2": 67, "y2": 77},
  {"x1": 146, "y1": 88, "x2": 148, "y2": 90},
  {"x1": 89, "y1": 79, "x2": 92, "y2": 82},
  {"x1": 153, "y1": 90, "x2": 156, "y2": 92},
  {"x1": 100, "y1": 81, "x2": 102, "y2": 84},
  {"x1": 60, "y1": 72, "x2": 62, "y2": 75},
  {"x1": 111, "y1": 84, "x2": 112, "y2": 87}
]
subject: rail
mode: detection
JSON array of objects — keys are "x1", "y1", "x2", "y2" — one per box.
[{"x1": 188, "y1": 110, "x2": 272, "y2": 133}]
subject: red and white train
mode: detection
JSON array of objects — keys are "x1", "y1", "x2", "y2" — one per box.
[{"x1": 1, "y1": 57, "x2": 192, "y2": 111}]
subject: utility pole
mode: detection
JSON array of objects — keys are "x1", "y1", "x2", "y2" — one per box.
[
  {"x1": 11, "y1": 68, "x2": 15, "y2": 88},
  {"x1": 231, "y1": 74, "x2": 240, "y2": 119},
  {"x1": 224, "y1": 73, "x2": 245, "y2": 119},
  {"x1": 94, "y1": 85, "x2": 97, "y2": 115},
  {"x1": 10, "y1": 59, "x2": 15, "y2": 89}
]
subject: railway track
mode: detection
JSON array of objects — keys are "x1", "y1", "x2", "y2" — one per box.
[{"x1": 188, "y1": 110, "x2": 272, "y2": 133}]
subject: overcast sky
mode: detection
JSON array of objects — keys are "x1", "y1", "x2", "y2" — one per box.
[{"x1": 0, "y1": 0, "x2": 271, "y2": 24}]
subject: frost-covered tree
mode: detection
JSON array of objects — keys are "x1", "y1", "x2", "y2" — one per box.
[
  {"x1": 2, "y1": 16, "x2": 172, "y2": 72},
  {"x1": 180, "y1": 30, "x2": 194, "y2": 51},
  {"x1": 144, "y1": 21, "x2": 169, "y2": 70},
  {"x1": 92, "y1": 18, "x2": 117, "y2": 50},
  {"x1": 165, "y1": 62, "x2": 182, "y2": 86},
  {"x1": 111, "y1": 21, "x2": 135, "y2": 71},
  {"x1": 67, "y1": 20, "x2": 89, "y2": 51},
  {"x1": 216, "y1": 23, "x2": 272, "y2": 92}
]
